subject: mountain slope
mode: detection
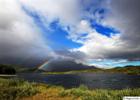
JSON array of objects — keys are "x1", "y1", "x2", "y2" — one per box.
[{"x1": 39, "y1": 60, "x2": 96, "y2": 72}]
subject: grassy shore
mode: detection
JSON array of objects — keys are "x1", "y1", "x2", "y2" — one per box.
[{"x1": 0, "y1": 78, "x2": 140, "y2": 100}]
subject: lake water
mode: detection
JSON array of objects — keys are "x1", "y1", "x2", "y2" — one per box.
[{"x1": 17, "y1": 73, "x2": 140, "y2": 89}]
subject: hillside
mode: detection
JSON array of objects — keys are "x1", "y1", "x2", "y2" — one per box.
[
  {"x1": 44, "y1": 65, "x2": 140, "y2": 75},
  {"x1": 108, "y1": 65, "x2": 140, "y2": 75},
  {"x1": 39, "y1": 60, "x2": 97, "y2": 72},
  {"x1": 0, "y1": 64, "x2": 140, "y2": 75}
]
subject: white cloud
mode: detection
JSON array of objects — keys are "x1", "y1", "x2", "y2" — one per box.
[{"x1": 20, "y1": 0, "x2": 81, "y2": 26}]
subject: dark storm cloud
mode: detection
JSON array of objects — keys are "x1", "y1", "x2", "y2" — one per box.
[
  {"x1": 54, "y1": 50, "x2": 86, "y2": 62},
  {"x1": 111, "y1": 0, "x2": 140, "y2": 44},
  {"x1": 100, "y1": 0, "x2": 140, "y2": 60},
  {"x1": 0, "y1": 0, "x2": 55, "y2": 66},
  {"x1": 105, "y1": 50, "x2": 140, "y2": 60}
]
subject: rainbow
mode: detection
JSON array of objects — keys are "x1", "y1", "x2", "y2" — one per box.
[{"x1": 37, "y1": 61, "x2": 49, "y2": 70}]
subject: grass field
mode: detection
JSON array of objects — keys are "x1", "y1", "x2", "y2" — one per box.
[{"x1": 0, "y1": 78, "x2": 140, "y2": 100}]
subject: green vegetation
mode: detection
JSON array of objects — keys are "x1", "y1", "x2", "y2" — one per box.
[
  {"x1": 0, "y1": 64, "x2": 16, "y2": 75},
  {"x1": 0, "y1": 78, "x2": 39, "y2": 100},
  {"x1": 44, "y1": 66, "x2": 140, "y2": 75},
  {"x1": 0, "y1": 78, "x2": 140, "y2": 100},
  {"x1": 59, "y1": 85, "x2": 140, "y2": 100},
  {"x1": 0, "y1": 64, "x2": 38, "y2": 74},
  {"x1": 108, "y1": 66, "x2": 140, "y2": 75}
]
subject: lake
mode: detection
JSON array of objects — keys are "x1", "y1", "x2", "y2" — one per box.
[{"x1": 17, "y1": 73, "x2": 140, "y2": 89}]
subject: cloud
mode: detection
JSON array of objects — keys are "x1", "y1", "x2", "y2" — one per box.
[
  {"x1": 70, "y1": 0, "x2": 140, "y2": 60},
  {"x1": 98, "y1": 0, "x2": 140, "y2": 59},
  {"x1": 0, "y1": 0, "x2": 56, "y2": 66},
  {"x1": 20, "y1": 0, "x2": 81, "y2": 26},
  {"x1": 0, "y1": 0, "x2": 140, "y2": 67}
]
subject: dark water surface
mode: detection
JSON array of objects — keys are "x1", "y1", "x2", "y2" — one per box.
[{"x1": 17, "y1": 73, "x2": 140, "y2": 89}]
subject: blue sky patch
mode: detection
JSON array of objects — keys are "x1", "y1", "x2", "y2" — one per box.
[
  {"x1": 48, "y1": 21, "x2": 82, "y2": 49},
  {"x1": 80, "y1": 4, "x2": 119, "y2": 37},
  {"x1": 94, "y1": 8, "x2": 107, "y2": 15},
  {"x1": 88, "y1": 59, "x2": 140, "y2": 68},
  {"x1": 88, "y1": 18, "x2": 120, "y2": 37},
  {"x1": 93, "y1": 23, "x2": 120, "y2": 37}
]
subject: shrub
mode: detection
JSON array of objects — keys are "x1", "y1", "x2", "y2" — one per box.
[
  {"x1": 0, "y1": 64, "x2": 16, "y2": 74},
  {"x1": 0, "y1": 78, "x2": 38, "y2": 100}
]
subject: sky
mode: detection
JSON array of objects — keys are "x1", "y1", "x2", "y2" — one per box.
[{"x1": 0, "y1": 0, "x2": 140, "y2": 68}]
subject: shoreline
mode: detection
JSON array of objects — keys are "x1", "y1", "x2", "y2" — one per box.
[
  {"x1": 43, "y1": 71, "x2": 140, "y2": 75},
  {"x1": 0, "y1": 74, "x2": 17, "y2": 77}
]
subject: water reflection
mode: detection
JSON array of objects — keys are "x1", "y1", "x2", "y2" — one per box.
[{"x1": 18, "y1": 73, "x2": 140, "y2": 89}]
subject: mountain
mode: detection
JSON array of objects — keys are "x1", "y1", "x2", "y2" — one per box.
[{"x1": 38, "y1": 59, "x2": 96, "y2": 72}]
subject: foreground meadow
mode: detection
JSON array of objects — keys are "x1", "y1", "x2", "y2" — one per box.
[{"x1": 0, "y1": 78, "x2": 140, "y2": 100}]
